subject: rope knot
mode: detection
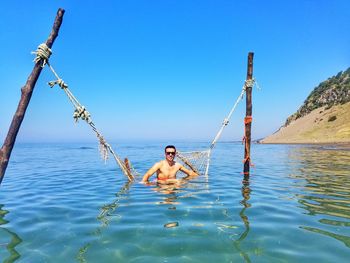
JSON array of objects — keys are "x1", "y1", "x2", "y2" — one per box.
[
  {"x1": 244, "y1": 79, "x2": 255, "y2": 89},
  {"x1": 223, "y1": 118, "x2": 229, "y2": 126},
  {"x1": 48, "y1": 79, "x2": 68, "y2": 89},
  {"x1": 32, "y1": 43, "x2": 52, "y2": 67},
  {"x1": 73, "y1": 106, "x2": 91, "y2": 124},
  {"x1": 244, "y1": 116, "x2": 253, "y2": 124}
]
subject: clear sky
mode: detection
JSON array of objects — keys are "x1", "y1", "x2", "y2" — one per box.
[{"x1": 1, "y1": 0, "x2": 349, "y2": 143}]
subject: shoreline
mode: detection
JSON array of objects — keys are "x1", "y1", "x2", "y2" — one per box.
[
  {"x1": 260, "y1": 103, "x2": 350, "y2": 145},
  {"x1": 257, "y1": 141, "x2": 350, "y2": 149}
]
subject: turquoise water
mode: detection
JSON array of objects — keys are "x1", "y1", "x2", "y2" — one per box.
[{"x1": 0, "y1": 142, "x2": 350, "y2": 262}]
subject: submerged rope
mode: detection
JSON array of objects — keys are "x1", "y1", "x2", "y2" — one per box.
[{"x1": 32, "y1": 43, "x2": 134, "y2": 181}]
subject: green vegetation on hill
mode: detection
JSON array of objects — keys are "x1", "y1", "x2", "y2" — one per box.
[{"x1": 285, "y1": 67, "x2": 350, "y2": 126}]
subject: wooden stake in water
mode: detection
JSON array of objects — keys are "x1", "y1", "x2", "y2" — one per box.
[
  {"x1": 0, "y1": 9, "x2": 65, "y2": 185},
  {"x1": 243, "y1": 52, "x2": 254, "y2": 175}
]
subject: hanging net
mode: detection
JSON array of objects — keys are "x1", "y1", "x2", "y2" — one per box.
[
  {"x1": 174, "y1": 78, "x2": 256, "y2": 177},
  {"x1": 33, "y1": 43, "x2": 255, "y2": 180},
  {"x1": 176, "y1": 150, "x2": 211, "y2": 177},
  {"x1": 32, "y1": 43, "x2": 139, "y2": 181}
]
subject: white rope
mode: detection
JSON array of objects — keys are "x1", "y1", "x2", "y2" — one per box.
[
  {"x1": 210, "y1": 78, "x2": 257, "y2": 149},
  {"x1": 176, "y1": 149, "x2": 211, "y2": 176},
  {"x1": 32, "y1": 43, "x2": 135, "y2": 181},
  {"x1": 177, "y1": 78, "x2": 258, "y2": 177},
  {"x1": 48, "y1": 79, "x2": 68, "y2": 89},
  {"x1": 210, "y1": 87, "x2": 245, "y2": 149},
  {"x1": 32, "y1": 43, "x2": 258, "y2": 181}
]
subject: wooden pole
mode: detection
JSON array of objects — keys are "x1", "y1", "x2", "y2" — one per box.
[
  {"x1": 124, "y1": 158, "x2": 134, "y2": 181},
  {"x1": 243, "y1": 52, "x2": 254, "y2": 175},
  {"x1": 0, "y1": 8, "x2": 65, "y2": 185}
]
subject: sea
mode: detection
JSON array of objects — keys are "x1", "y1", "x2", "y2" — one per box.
[{"x1": 0, "y1": 142, "x2": 349, "y2": 262}]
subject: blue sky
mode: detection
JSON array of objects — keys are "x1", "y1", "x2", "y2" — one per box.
[{"x1": 1, "y1": 0, "x2": 349, "y2": 143}]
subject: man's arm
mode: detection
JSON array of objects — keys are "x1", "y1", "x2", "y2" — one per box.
[
  {"x1": 142, "y1": 162, "x2": 161, "y2": 183},
  {"x1": 179, "y1": 165, "x2": 199, "y2": 179}
]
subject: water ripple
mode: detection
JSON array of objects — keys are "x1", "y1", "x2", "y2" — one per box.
[{"x1": 0, "y1": 143, "x2": 349, "y2": 262}]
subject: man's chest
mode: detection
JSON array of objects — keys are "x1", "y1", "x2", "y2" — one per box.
[{"x1": 159, "y1": 164, "x2": 179, "y2": 175}]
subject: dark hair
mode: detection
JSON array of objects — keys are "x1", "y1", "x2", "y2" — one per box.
[{"x1": 165, "y1": 145, "x2": 176, "y2": 152}]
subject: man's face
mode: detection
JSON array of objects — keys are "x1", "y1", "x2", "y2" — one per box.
[{"x1": 165, "y1": 148, "x2": 176, "y2": 162}]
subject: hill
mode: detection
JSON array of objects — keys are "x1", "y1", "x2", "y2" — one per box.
[{"x1": 261, "y1": 68, "x2": 350, "y2": 144}]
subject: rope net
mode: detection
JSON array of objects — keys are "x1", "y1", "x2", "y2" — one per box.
[
  {"x1": 176, "y1": 150, "x2": 211, "y2": 177},
  {"x1": 32, "y1": 43, "x2": 256, "y2": 180},
  {"x1": 173, "y1": 79, "x2": 257, "y2": 177},
  {"x1": 32, "y1": 43, "x2": 138, "y2": 181}
]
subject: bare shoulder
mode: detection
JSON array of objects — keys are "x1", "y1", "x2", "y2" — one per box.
[
  {"x1": 158, "y1": 160, "x2": 168, "y2": 168},
  {"x1": 151, "y1": 161, "x2": 162, "y2": 169},
  {"x1": 157, "y1": 161, "x2": 164, "y2": 166}
]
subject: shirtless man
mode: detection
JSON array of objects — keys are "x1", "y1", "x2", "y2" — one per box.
[{"x1": 142, "y1": 145, "x2": 198, "y2": 184}]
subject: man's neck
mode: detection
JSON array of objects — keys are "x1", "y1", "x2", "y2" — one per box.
[{"x1": 166, "y1": 159, "x2": 175, "y2": 166}]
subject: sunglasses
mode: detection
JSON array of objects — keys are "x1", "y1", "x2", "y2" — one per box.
[{"x1": 165, "y1": 151, "x2": 176, "y2": 156}]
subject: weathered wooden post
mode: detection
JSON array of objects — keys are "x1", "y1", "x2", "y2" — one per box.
[
  {"x1": 124, "y1": 158, "x2": 134, "y2": 180},
  {"x1": 0, "y1": 8, "x2": 65, "y2": 185},
  {"x1": 243, "y1": 52, "x2": 254, "y2": 175}
]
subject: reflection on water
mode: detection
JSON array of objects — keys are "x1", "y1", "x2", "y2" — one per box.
[
  {"x1": 288, "y1": 146, "x2": 350, "y2": 248},
  {"x1": 300, "y1": 226, "x2": 350, "y2": 248},
  {"x1": 238, "y1": 175, "x2": 252, "y2": 241},
  {"x1": 76, "y1": 180, "x2": 133, "y2": 262},
  {"x1": 159, "y1": 188, "x2": 180, "y2": 229},
  {"x1": 153, "y1": 182, "x2": 182, "y2": 207},
  {"x1": 152, "y1": 179, "x2": 203, "y2": 224},
  {"x1": 233, "y1": 175, "x2": 252, "y2": 263},
  {"x1": 97, "y1": 180, "x2": 133, "y2": 227},
  {"x1": 0, "y1": 205, "x2": 22, "y2": 263},
  {"x1": 1, "y1": 143, "x2": 350, "y2": 262}
]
